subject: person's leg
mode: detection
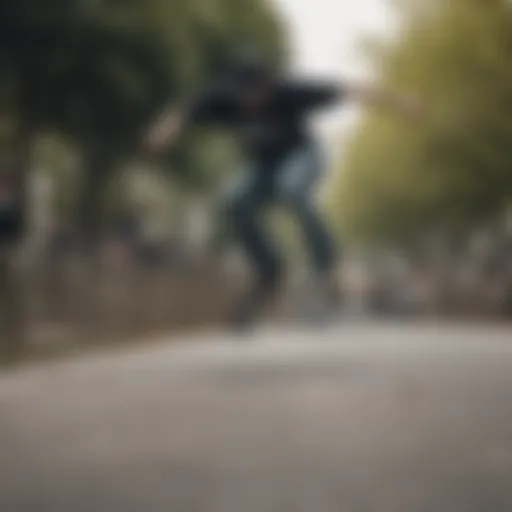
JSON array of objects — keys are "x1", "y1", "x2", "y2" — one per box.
[
  {"x1": 276, "y1": 145, "x2": 337, "y2": 277},
  {"x1": 224, "y1": 167, "x2": 282, "y2": 326},
  {"x1": 225, "y1": 169, "x2": 281, "y2": 286}
]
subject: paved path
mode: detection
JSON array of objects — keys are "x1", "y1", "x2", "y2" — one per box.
[{"x1": 1, "y1": 322, "x2": 512, "y2": 512}]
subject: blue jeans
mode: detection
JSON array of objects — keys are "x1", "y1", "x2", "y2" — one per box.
[{"x1": 225, "y1": 145, "x2": 336, "y2": 286}]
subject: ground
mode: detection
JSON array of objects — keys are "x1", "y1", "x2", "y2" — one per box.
[{"x1": 1, "y1": 321, "x2": 512, "y2": 512}]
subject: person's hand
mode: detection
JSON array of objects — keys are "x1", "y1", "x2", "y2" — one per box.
[
  {"x1": 143, "y1": 123, "x2": 169, "y2": 154},
  {"x1": 143, "y1": 118, "x2": 173, "y2": 154},
  {"x1": 142, "y1": 110, "x2": 183, "y2": 154}
]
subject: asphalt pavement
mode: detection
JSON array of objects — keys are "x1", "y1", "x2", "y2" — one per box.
[{"x1": 1, "y1": 321, "x2": 512, "y2": 512}]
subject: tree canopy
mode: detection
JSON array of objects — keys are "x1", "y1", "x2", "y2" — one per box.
[
  {"x1": 0, "y1": 0, "x2": 286, "y2": 236},
  {"x1": 329, "y1": 0, "x2": 512, "y2": 247}
]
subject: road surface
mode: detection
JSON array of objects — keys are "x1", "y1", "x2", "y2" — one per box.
[{"x1": 1, "y1": 322, "x2": 512, "y2": 511}]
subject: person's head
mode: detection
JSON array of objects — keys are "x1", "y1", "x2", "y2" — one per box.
[{"x1": 227, "y1": 50, "x2": 275, "y2": 110}]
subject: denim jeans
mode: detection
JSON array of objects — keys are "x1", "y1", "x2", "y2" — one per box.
[{"x1": 224, "y1": 144, "x2": 336, "y2": 286}]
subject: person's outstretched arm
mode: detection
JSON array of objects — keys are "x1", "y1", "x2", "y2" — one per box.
[
  {"x1": 293, "y1": 80, "x2": 424, "y2": 120},
  {"x1": 344, "y1": 81, "x2": 424, "y2": 119},
  {"x1": 143, "y1": 85, "x2": 225, "y2": 153}
]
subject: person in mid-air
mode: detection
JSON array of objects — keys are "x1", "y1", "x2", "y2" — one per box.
[{"x1": 145, "y1": 52, "x2": 422, "y2": 328}]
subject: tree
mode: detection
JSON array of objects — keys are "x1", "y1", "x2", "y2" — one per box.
[
  {"x1": 0, "y1": 0, "x2": 286, "y2": 351},
  {"x1": 329, "y1": 0, "x2": 512, "y2": 247},
  {"x1": 0, "y1": 0, "x2": 285, "y2": 241}
]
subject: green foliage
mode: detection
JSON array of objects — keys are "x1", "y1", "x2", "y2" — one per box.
[
  {"x1": 0, "y1": 0, "x2": 284, "y2": 152},
  {"x1": 0, "y1": 0, "x2": 285, "y2": 232},
  {"x1": 330, "y1": 0, "x2": 512, "y2": 246}
]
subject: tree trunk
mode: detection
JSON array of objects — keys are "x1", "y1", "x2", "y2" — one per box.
[
  {"x1": 0, "y1": 126, "x2": 33, "y2": 359},
  {"x1": 74, "y1": 141, "x2": 114, "y2": 342},
  {"x1": 0, "y1": 245, "x2": 24, "y2": 360}
]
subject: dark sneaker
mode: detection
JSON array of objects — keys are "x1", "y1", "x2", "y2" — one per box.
[
  {"x1": 297, "y1": 274, "x2": 344, "y2": 325},
  {"x1": 230, "y1": 280, "x2": 279, "y2": 332}
]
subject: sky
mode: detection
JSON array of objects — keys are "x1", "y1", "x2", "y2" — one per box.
[{"x1": 272, "y1": 0, "x2": 395, "y2": 150}]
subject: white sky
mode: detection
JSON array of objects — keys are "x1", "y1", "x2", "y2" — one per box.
[{"x1": 272, "y1": 0, "x2": 395, "y2": 151}]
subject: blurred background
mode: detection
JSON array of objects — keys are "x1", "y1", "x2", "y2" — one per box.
[
  {"x1": 0, "y1": 0, "x2": 511, "y2": 358},
  {"x1": 2, "y1": 2, "x2": 512, "y2": 512}
]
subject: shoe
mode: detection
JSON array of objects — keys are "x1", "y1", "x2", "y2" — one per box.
[
  {"x1": 298, "y1": 274, "x2": 343, "y2": 326},
  {"x1": 230, "y1": 280, "x2": 279, "y2": 332}
]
